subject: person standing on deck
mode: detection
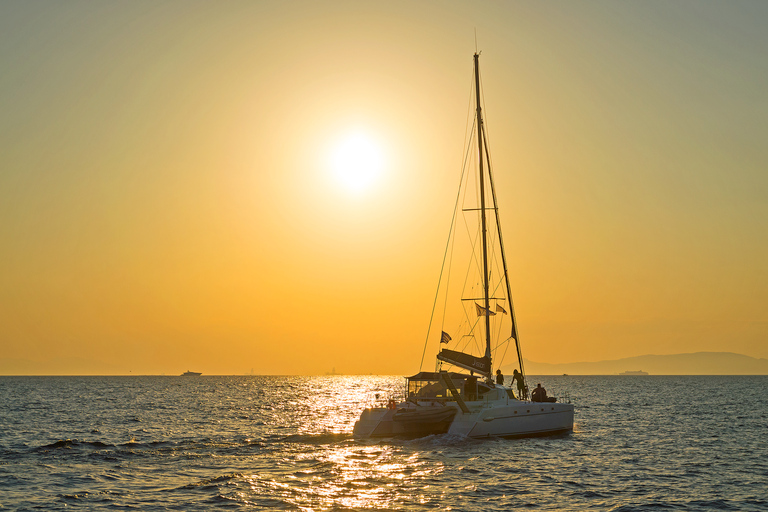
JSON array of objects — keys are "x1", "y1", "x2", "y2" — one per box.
[
  {"x1": 512, "y1": 369, "x2": 526, "y2": 400},
  {"x1": 465, "y1": 376, "x2": 478, "y2": 401},
  {"x1": 495, "y1": 369, "x2": 504, "y2": 385}
]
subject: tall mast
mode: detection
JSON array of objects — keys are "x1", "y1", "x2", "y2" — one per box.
[{"x1": 474, "y1": 53, "x2": 492, "y2": 366}]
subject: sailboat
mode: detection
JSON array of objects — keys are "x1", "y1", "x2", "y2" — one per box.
[{"x1": 353, "y1": 53, "x2": 574, "y2": 439}]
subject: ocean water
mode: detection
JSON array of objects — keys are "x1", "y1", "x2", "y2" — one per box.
[{"x1": 0, "y1": 375, "x2": 766, "y2": 511}]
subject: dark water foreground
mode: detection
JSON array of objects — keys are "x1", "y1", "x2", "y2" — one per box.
[{"x1": 0, "y1": 375, "x2": 766, "y2": 510}]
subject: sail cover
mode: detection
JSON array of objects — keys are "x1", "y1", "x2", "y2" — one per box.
[{"x1": 437, "y1": 348, "x2": 491, "y2": 376}]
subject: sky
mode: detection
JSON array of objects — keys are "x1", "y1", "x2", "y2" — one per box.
[{"x1": 1, "y1": 1, "x2": 767, "y2": 375}]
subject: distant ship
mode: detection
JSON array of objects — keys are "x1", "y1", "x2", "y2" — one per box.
[
  {"x1": 181, "y1": 370, "x2": 202, "y2": 376},
  {"x1": 619, "y1": 370, "x2": 648, "y2": 376}
]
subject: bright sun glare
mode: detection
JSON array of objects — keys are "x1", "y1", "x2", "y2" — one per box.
[{"x1": 329, "y1": 132, "x2": 384, "y2": 194}]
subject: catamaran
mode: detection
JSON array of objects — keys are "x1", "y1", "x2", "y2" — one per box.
[{"x1": 353, "y1": 53, "x2": 574, "y2": 439}]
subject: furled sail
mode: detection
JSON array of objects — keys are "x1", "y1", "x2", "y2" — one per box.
[{"x1": 437, "y1": 348, "x2": 491, "y2": 376}]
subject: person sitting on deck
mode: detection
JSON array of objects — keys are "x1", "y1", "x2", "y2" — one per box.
[
  {"x1": 531, "y1": 383, "x2": 548, "y2": 402},
  {"x1": 495, "y1": 369, "x2": 504, "y2": 385}
]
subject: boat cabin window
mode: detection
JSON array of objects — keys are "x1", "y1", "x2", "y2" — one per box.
[
  {"x1": 409, "y1": 379, "x2": 449, "y2": 398},
  {"x1": 408, "y1": 376, "x2": 494, "y2": 400}
]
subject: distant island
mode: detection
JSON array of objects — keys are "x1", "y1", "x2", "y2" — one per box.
[{"x1": 503, "y1": 352, "x2": 768, "y2": 375}]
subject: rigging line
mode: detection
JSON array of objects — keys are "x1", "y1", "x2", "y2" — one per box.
[
  {"x1": 452, "y1": 117, "x2": 480, "y2": 332},
  {"x1": 458, "y1": 317, "x2": 483, "y2": 356},
  {"x1": 482, "y1": 120, "x2": 526, "y2": 379},
  {"x1": 489, "y1": 273, "x2": 506, "y2": 301},
  {"x1": 419, "y1": 163, "x2": 466, "y2": 372},
  {"x1": 453, "y1": 280, "x2": 476, "y2": 351},
  {"x1": 460, "y1": 216, "x2": 482, "y2": 303},
  {"x1": 477, "y1": 69, "x2": 508, "y2": 368},
  {"x1": 440, "y1": 209, "x2": 457, "y2": 332},
  {"x1": 458, "y1": 332, "x2": 474, "y2": 353},
  {"x1": 419, "y1": 75, "x2": 477, "y2": 372},
  {"x1": 458, "y1": 145, "x2": 485, "y2": 327},
  {"x1": 458, "y1": 286, "x2": 477, "y2": 350},
  {"x1": 449, "y1": 83, "x2": 482, "y2": 328},
  {"x1": 459, "y1": 210, "x2": 481, "y2": 278},
  {"x1": 458, "y1": 172, "x2": 485, "y2": 306},
  {"x1": 497, "y1": 336, "x2": 513, "y2": 371},
  {"x1": 453, "y1": 287, "x2": 483, "y2": 355},
  {"x1": 467, "y1": 60, "x2": 518, "y2": 376},
  {"x1": 474, "y1": 328, "x2": 484, "y2": 359},
  {"x1": 493, "y1": 316, "x2": 511, "y2": 368}
]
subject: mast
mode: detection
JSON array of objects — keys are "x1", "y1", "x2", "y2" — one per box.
[{"x1": 473, "y1": 53, "x2": 492, "y2": 367}]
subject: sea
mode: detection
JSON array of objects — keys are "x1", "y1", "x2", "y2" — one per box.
[{"x1": 0, "y1": 375, "x2": 766, "y2": 511}]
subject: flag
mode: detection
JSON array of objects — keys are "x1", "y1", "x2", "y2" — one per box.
[
  {"x1": 475, "y1": 302, "x2": 497, "y2": 316},
  {"x1": 496, "y1": 304, "x2": 508, "y2": 315},
  {"x1": 440, "y1": 331, "x2": 452, "y2": 344}
]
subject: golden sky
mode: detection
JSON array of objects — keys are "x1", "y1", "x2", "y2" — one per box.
[{"x1": 1, "y1": 1, "x2": 767, "y2": 375}]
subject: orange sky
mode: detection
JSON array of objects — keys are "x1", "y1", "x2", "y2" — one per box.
[{"x1": 1, "y1": 1, "x2": 767, "y2": 375}]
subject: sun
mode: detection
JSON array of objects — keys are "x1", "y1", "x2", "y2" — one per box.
[{"x1": 329, "y1": 131, "x2": 385, "y2": 194}]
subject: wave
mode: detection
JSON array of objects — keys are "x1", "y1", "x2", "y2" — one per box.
[
  {"x1": 37, "y1": 439, "x2": 114, "y2": 451},
  {"x1": 36, "y1": 438, "x2": 194, "y2": 454},
  {"x1": 171, "y1": 472, "x2": 244, "y2": 491},
  {"x1": 58, "y1": 490, "x2": 120, "y2": 502},
  {"x1": 271, "y1": 432, "x2": 353, "y2": 445},
  {"x1": 34, "y1": 431, "x2": 468, "y2": 455},
  {"x1": 402, "y1": 432, "x2": 473, "y2": 447}
]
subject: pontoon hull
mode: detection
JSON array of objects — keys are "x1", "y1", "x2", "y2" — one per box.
[
  {"x1": 354, "y1": 407, "x2": 457, "y2": 437},
  {"x1": 353, "y1": 400, "x2": 574, "y2": 439}
]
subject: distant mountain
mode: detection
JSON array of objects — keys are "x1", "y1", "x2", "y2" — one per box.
[{"x1": 502, "y1": 352, "x2": 768, "y2": 375}]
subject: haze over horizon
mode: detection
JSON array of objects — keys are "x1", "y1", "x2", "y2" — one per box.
[
  {"x1": 517, "y1": 351, "x2": 768, "y2": 376},
  {"x1": 1, "y1": 351, "x2": 766, "y2": 377},
  {"x1": 2, "y1": 1, "x2": 767, "y2": 376}
]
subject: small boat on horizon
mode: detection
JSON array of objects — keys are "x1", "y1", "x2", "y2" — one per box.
[
  {"x1": 353, "y1": 53, "x2": 574, "y2": 440},
  {"x1": 619, "y1": 370, "x2": 649, "y2": 376},
  {"x1": 181, "y1": 370, "x2": 202, "y2": 377}
]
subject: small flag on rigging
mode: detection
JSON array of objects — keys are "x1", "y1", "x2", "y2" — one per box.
[
  {"x1": 475, "y1": 303, "x2": 497, "y2": 316},
  {"x1": 440, "y1": 331, "x2": 452, "y2": 344},
  {"x1": 496, "y1": 304, "x2": 508, "y2": 315}
]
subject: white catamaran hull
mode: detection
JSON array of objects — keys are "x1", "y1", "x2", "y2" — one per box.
[{"x1": 353, "y1": 399, "x2": 574, "y2": 439}]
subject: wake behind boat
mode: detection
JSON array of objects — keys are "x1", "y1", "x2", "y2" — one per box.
[{"x1": 354, "y1": 53, "x2": 574, "y2": 439}]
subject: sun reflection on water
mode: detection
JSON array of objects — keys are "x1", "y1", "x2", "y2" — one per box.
[
  {"x1": 294, "y1": 375, "x2": 404, "y2": 436},
  {"x1": 238, "y1": 376, "x2": 456, "y2": 509}
]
